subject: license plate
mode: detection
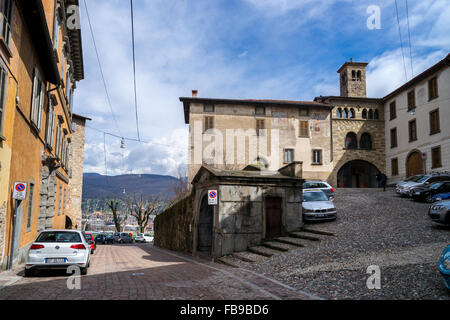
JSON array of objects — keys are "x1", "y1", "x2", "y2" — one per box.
[{"x1": 46, "y1": 258, "x2": 67, "y2": 264}]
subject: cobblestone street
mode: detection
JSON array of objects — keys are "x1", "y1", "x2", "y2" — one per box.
[{"x1": 0, "y1": 242, "x2": 318, "y2": 300}]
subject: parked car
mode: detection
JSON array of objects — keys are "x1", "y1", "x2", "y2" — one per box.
[
  {"x1": 83, "y1": 232, "x2": 96, "y2": 254},
  {"x1": 409, "y1": 181, "x2": 450, "y2": 202},
  {"x1": 95, "y1": 233, "x2": 114, "y2": 244},
  {"x1": 302, "y1": 190, "x2": 337, "y2": 222},
  {"x1": 428, "y1": 200, "x2": 450, "y2": 225},
  {"x1": 432, "y1": 192, "x2": 450, "y2": 202},
  {"x1": 24, "y1": 230, "x2": 90, "y2": 277},
  {"x1": 303, "y1": 180, "x2": 335, "y2": 200},
  {"x1": 396, "y1": 173, "x2": 450, "y2": 196},
  {"x1": 438, "y1": 245, "x2": 450, "y2": 290},
  {"x1": 134, "y1": 233, "x2": 153, "y2": 243},
  {"x1": 113, "y1": 232, "x2": 134, "y2": 243}
]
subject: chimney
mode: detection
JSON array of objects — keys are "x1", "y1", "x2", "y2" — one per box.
[{"x1": 192, "y1": 90, "x2": 198, "y2": 97}]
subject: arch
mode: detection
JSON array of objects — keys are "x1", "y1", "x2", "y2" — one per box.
[
  {"x1": 374, "y1": 109, "x2": 379, "y2": 119},
  {"x1": 356, "y1": 70, "x2": 361, "y2": 81},
  {"x1": 360, "y1": 133, "x2": 372, "y2": 150},
  {"x1": 345, "y1": 132, "x2": 357, "y2": 149},
  {"x1": 65, "y1": 216, "x2": 73, "y2": 229},
  {"x1": 349, "y1": 108, "x2": 355, "y2": 118},
  {"x1": 362, "y1": 109, "x2": 367, "y2": 119},
  {"x1": 406, "y1": 150, "x2": 424, "y2": 177},
  {"x1": 336, "y1": 108, "x2": 342, "y2": 118},
  {"x1": 337, "y1": 160, "x2": 380, "y2": 188},
  {"x1": 197, "y1": 194, "x2": 214, "y2": 254},
  {"x1": 368, "y1": 109, "x2": 374, "y2": 119},
  {"x1": 351, "y1": 70, "x2": 356, "y2": 80},
  {"x1": 343, "y1": 108, "x2": 349, "y2": 118}
]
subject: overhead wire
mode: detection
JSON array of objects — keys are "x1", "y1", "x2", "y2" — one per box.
[
  {"x1": 130, "y1": 0, "x2": 141, "y2": 141},
  {"x1": 394, "y1": 0, "x2": 409, "y2": 82},
  {"x1": 405, "y1": 0, "x2": 414, "y2": 78}
]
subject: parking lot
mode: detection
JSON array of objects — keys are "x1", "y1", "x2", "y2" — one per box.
[{"x1": 237, "y1": 188, "x2": 450, "y2": 299}]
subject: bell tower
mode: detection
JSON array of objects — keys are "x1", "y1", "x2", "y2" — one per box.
[{"x1": 337, "y1": 59, "x2": 368, "y2": 98}]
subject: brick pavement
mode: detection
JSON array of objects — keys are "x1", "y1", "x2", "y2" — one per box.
[{"x1": 0, "y1": 243, "x2": 320, "y2": 300}]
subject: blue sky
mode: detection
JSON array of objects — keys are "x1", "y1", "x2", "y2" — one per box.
[{"x1": 74, "y1": 0, "x2": 450, "y2": 176}]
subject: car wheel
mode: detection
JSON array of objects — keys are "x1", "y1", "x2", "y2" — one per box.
[
  {"x1": 24, "y1": 268, "x2": 34, "y2": 277},
  {"x1": 80, "y1": 267, "x2": 88, "y2": 275},
  {"x1": 426, "y1": 195, "x2": 433, "y2": 203}
]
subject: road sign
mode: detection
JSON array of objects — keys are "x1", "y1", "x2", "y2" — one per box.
[
  {"x1": 12, "y1": 182, "x2": 27, "y2": 200},
  {"x1": 208, "y1": 190, "x2": 217, "y2": 205}
]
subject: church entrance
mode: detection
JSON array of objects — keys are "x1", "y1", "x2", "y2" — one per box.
[
  {"x1": 337, "y1": 160, "x2": 379, "y2": 188},
  {"x1": 406, "y1": 151, "x2": 424, "y2": 177}
]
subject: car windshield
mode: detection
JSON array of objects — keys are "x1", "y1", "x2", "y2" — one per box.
[
  {"x1": 429, "y1": 182, "x2": 444, "y2": 190},
  {"x1": 144, "y1": 234, "x2": 152, "y2": 237},
  {"x1": 406, "y1": 175, "x2": 425, "y2": 182},
  {"x1": 303, "y1": 192, "x2": 329, "y2": 202},
  {"x1": 417, "y1": 176, "x2": 432, "y2": 183},
  {"x1": 137, "y1": 233, "x2": 143, "y2": 237},
  {"x1": 304, "y1": 182, "x2": 328, "y2": 188},
  {"x1": 36, "y1": 231, "x2": 82, "y2": 243}
]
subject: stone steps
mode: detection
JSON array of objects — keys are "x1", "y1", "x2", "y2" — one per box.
[
  {"x1": 216, "y1": 256, "x2": 240, "y2": 268},
  {"x1": 248, "y1": 246, "x2": 280, "y2": 257},
  {"x1": 274, "y1": 237, "x2": 306, "y2": 247},
  {"x1": 262, "y1": 241, "x2": 289, "y2": 252},
  {"x1": 288, "y1": 232, "x2": 321, "y2": 241},
  {"x1": 300, "y1": 228, "x2": 335, "y2": 237},
  {"x1": 232, "y1": 251, "x2": 268, "y2": 263}
]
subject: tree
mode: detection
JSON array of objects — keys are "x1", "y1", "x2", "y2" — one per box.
[
  {"x1": 126, "y1": 195, "x2": 160, "y2": 233},
  {"x1": 106, "y1": 199, "x2": 126, "y2": 232},
  {"x1": 169, "y1": 166, "x2": 188, "y2": 205}
]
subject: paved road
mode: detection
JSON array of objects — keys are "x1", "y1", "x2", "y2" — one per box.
[{"x1": 0, "y1": 243, "x2": 319, "y2": 300}]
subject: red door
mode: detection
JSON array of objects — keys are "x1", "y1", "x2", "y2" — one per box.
[{"x1": 265, "y1": 197, "x2": 282, "y2": 239}]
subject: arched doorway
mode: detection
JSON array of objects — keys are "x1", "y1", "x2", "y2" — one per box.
[
  {"x1": 406, "y1": 151, "x2": 424, "y2": 177},
  {"x1": 337, "y1": 160, "x2": 379, "y2": 188},
  {"x1": 65, "y1": 216, "x2": 73, "y2": 229},
  {"x1": 197, "y1": 195, "x2": 214, "y2": 254}
]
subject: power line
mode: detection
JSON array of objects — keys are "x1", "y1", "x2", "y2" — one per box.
[
  {"x1": 394, "y1": 0, "x2": 408, "y2": 82},
  {"x1": 405, "y1": 0, "x2": 414, "y2": 78},
  {"x1": 82, "y1": 0, "x2": 123, "y2": 137},
  {"x1": 130, "y1": 0, "x2": 141, "y2": 141}
]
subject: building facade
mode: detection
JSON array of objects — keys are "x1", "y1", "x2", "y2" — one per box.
[
  {"x1": 384, "y1": 54, "x2": 450, "y2": 184},
  {"x1": 0, "y1": 0, "x2": 84, "y2": 269}
]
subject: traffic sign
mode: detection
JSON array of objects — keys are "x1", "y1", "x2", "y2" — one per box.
[
  {"x1": 12, "y1": 182, "x2": 27, "y2": 200},
  {"x1": 208, "y1": 190, "x2": 217, "y2": 205}
]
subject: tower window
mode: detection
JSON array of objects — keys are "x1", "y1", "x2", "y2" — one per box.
[
  {"x1": 374, "y1": 109, "x2": 379, "y2": 120},
  {"x1": 362, "y1": 109, "x2": 367, "y2": 119},
  {"x1": 336, "y1": 108, "x2": 342, "y2": 118},
  {"x1": 343, "y1": 108, "x2": 349, "y2": 118},
  {"x1": 360, "y1": 133, "x2": 372, "y2": 150},
  {"x1": 368, "y1": 109, "x2": 374, "y2": 119},
  {"x1": 356, "y1": 70, "x2": 361, "y2": 81},
  {"x1": 351, "y1": 70, "x2": 356, "y2": 81},
  {"x1": 349, "y1": 108, "x2": 355, "y2": 118},
  {"x1": 345, "y1": 132, "x2": 357, "y2": 149}
]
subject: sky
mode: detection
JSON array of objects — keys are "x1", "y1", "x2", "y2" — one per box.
[{"x1": 73, "y1": 0, "x2": 450, "y2": 177}]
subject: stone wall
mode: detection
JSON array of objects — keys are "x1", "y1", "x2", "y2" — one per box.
[
  {"x1": 38, "y1": 162, "x2": 57, "y2": 232},
  {"x1": 154, "y1": 193, "x2": 194, "y2": 253}
]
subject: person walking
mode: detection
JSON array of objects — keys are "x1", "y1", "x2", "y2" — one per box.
[{"x1": 381, "y1": 173, "x2": 387, "y2": 191}]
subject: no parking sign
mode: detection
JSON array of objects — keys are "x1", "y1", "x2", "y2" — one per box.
[
  {"x1": 13, "y1": 182, "x2": 27, "y2": 200},
  {"x1": 208, "y1": 190, "x2": 218, "y2": 205}
]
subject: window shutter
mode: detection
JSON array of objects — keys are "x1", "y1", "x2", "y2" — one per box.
[
  {"x1": 31, "y1": 68, "x2": 39, "y2": 125},
  {"x1": 299, "y1": 121, "x2": 309, "y2": 137}
]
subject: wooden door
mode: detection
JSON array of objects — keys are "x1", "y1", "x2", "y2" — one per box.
[
  {"x1": 407, "y1": 152, "x2": 423, "y2": 177},
  {"x1": 265, "y1": 197, "x2": 282, "y2": 239}
]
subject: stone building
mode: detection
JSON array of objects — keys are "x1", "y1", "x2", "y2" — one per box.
[
  {"x1": 67, "y1": 113, "x2": 90, "y2": 230},
  {"x1": 155, "y1": 162, "x2": 303, "y2": 258},
  {"x1": 0, "y1": 0, "x2": 84, "y2": 269}
]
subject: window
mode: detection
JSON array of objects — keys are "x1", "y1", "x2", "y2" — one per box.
[
  {"x1": 359, "y1": 133, "x2": 372, "y2": 150},
  {"x1": 428, "y1": 77, "x2": 438, "y2": 101},
  {"x1": 46, "y1": 103, "x2": 55, "y2": 148},
  {"x1": 431, "y1": 146, "x2": 442, "y2": 169},
  {"x1": 61, "y1": 46, "x2": 66, "y2": 78},
  {"x1": 66, "y1": 68, "x2": 71, "y2": 102},
  {"x1": 336, "y1": 108, "x2": 342, "y2": 118},
  {"x1": 31, "y1": 68, "x2": 45, "y2": 130},
  {"x1": 368, "y1": 109, "x2": 373, "y2": 119},
  {"x1": 58, "y1": 185, "x2": 62, "y2": 215},
  {"x1": 391, "y1": 158, "x2": 399, "y2": 176},
  {"x1": 203, "y1": 104, "x2": 214, "y2": 113},
  {"x1": 299, "y1": 108, "x2": 309, "y2": 117},
  {"x1": 0, "y1": 63, "x2": 7, "y2": 136},
  {"x1": 255, "y1": 106, "x2": 265, "y2": 116},
  {"x1": 343, "y1": 108, "x2": 349, "y2": 118},
  {"x1": 408, "y1": 119, "x2": 417, "y2": 142},
  {"x1": 407, "y1": 89, "x2": 415, "y2": 111},
  {"x1": 284, "y1": 149, "x2": 293, "y2": 164},
  {"x1": 256, "y1": 119, "x2": 265, "y2": 136},
  {"x1": 53, "y1": 5, "x2": 60, "y2": 50},
  {"x1": 345, "y1": 132, "x2": 357, "y2": 149},
  {"x1": 351, "y1": 70, "x2": 356, "y2": 81},
  {"x1": 26, "y1": 182, "x2": 35, "y2": 229},
  {"x1": 356, "y1": 70, "x2": 361, "y2": 81},
  {"x1": 1, "y1": 0, "x2": 13, "y2": 47},
  {"x1": 362, "y1": 109, "x2": 367, "y2": 119},
  {"x1": 389, "y1": 101, "x2": 396, "y2": 120},
  {"x1": 312, "y1": 150, "x2": 322, "y2": 164},
  {"x1": 299, "y1": 120, "x2": 309, "y2": 137},
  {"x1": 349, "y1": 108, "x2": 355, "y2": 118},
  {"x1": 390, "y1": 128, "x2": 397, "y2": 148},
  {"x1": 55, "y1": 124, "x2": 61, "y2": 158},
  {"x1": 374, "y1": 109, "x2": 379, "y2": 120},
  {"x1": 429, "y1": 109, "x2": 440, "y2": 135},
  {"x1": 204, "y1": 116, "x2": 214, "y2": 132}
]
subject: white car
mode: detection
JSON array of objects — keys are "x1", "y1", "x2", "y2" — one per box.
[
  {"x1": 134, "y1": 233, "x2": 153, "y2": 243},
  {"x1": 25, "y1": 230, "x2": 91, "y2": 277},
  {"x1": 302, "y1": 190, "x2": 337, "y2": 222}
]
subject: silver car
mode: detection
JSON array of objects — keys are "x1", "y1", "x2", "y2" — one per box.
[
  {"x1": 25, "y1": 230, "x2": 91, "y2": 277},
  {"x1": 396, "y1": 174, "x2": 450, "y2": 196},
  {"x1": 303, "y1": 180, "x2": 335, "y2": 200},
  {"x1": 302, "y1": 190, "x2": 337, "y2": 222},
  {"x1": 428, "y1": 200, "x2": 450, "y2": 225}
]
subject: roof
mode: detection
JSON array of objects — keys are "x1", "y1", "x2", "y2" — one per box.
[
  {"x1": 314, "y1": 96, "x2": 382, "y2": 104},
  {"x1": 337, "y1": 61, "x2": 368, "y2": 73},
  {"x1": 72, "y1": 113, "x2": 92, "y2": 121},
  {"x1": 65, "y1": 0, "x2": 84, "y2": 81},
  {"x1": 382, "y1": 53, "x2": 450, "y2": 102},
  {"x1": 192, "y1": 165, "x2": 302, "y2": 184},
  {"x1": 180, "y1": 97, "x2": 333, "y2": 124}
]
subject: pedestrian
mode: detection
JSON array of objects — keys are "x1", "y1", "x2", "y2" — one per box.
[
  {"x1": 381, "y1": 173, "x2": 387, "y2": 191},
  {"x1": 375, "y1": 172, "x2": 382, "y2": 188}
]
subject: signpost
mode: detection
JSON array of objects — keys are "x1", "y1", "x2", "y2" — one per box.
[
  {"x1": 13, "y1": 182, "x2": 27, "y2": 200},
  {"x1": 208, "y1": 190, "x2": 217, "y2": 205},
  {"x1": 9, "y1": 182, "x2": 27, "y2": 269}
]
